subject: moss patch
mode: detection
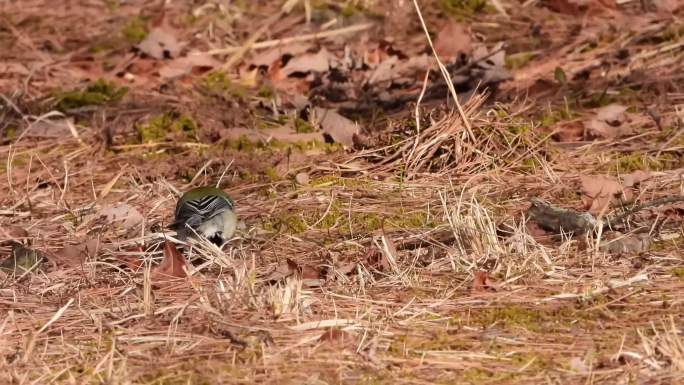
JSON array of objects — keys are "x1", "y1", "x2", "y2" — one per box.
[
  {"x1": 121, "y1": 16, "x2": 148, "y2": 43},
  {"x1": 201, "y1": 70, "x2": 247, "y2": 99},
  {"x1": 54, "y1": 79, "x2": 128, "y2": 111},
  {"x1": 137, "y1": 113, "x2": 198, "y2": 143},
  {"x1": 439, "y1": 0, "x2": 495, "y2": 17}
]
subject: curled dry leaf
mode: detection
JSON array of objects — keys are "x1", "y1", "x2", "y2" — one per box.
[
  {"x1": 26, "y1": 118, "x2": 74, "y2": 138},
  {"x1": 313, "y1": 107, "x2": 359, "y2": 148},
  {"x1": 137, "y1": 27, "x2": 181, "y2": 60},
  {"x1": 280, "y1": 48, "x2": 332, "y2": 77},
  {"x1": 318, "y1": 328, "x2": 354, "y2": 347},
  {"x1": 584, "y1": 104, "x2": 636, "y2": 139},
  {"x1": 98, "y1": 203, "x2": 143, "y2": 230},
  {"x1": 580, "y1": 175, "x2": 624, "y2": 215},
  {"x1": 0, "y1": 225, "x2": 29, "y2": 245},
  {"x1": 264, "y1": 259, "x2": 296, "y2": 282},
  {"x1": 551, "y1": 120, "x2": 584, "y2": 142},
  {"x1": 159, "y1": 52, "x2": 220, "y2": 79},
  {"x1": 433, "y1": 21, "x2": 472, "y2": 61},
  {"x1": 599, "y1": 232, "x2": 651, "y2": 254},
  {"x1": 472, "y1": 271, "x2": 497, "y2": 292},
  {"x1": 622, "y1": 170, "x2": 653, "y2": 189},
  {"x1": 52, "y1": 237, "x2": 104, "y2": 267},
  {"x1": 295, "y1": 172, "x2": 310, "y2": 185},
  {"x1": 153, "y1": 240, "x2": 188, "y2": 280}
]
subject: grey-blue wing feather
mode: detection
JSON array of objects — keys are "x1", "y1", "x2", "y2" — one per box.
[{"x1": 172, "y1": 195, "x2": 233, "y2": 230}]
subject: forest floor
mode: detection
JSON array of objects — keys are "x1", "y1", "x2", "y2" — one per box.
[{"x1": 1, "y1": 0, "x2": 684, "y2": 384}]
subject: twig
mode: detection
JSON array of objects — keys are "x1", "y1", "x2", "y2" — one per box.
[{"x1": 205, "y1": 23, "x2": 373, "y2": 56}]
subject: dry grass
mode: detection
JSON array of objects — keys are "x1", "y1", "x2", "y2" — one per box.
[{"x1": 1, "y1": 1, "x2": 684, "y2": 385}]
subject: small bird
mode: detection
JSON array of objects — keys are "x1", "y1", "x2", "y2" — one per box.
[{"x1": 170, "y1": 186, "x2": 237, "y2": 245}]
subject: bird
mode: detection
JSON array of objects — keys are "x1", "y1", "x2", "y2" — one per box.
[{"x1": 170, "y1": 186, "x2": 237, "y2": 245}]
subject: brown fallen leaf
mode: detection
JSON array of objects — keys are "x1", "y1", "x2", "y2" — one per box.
[
  {"x1": 622, "y1": 170, "x2": 652, "y2": 189},
  {"x1": 288, "y1": 258, "x2": 325, "y2": 287},
  {"x1": 264, "y1": 260, "x2": 296, "y2": 282},
  {"x1": 599, "y1": 232, "x2": 651, "y2": 254},
  {"x1": 584, "y1": 104, "x2": 633, "y2": 139},
  {"x1": 580, "y1": 175, "x2": 624, "y2": 215},
  {"x1": 51, "y1": 237, "x2": 104, "y2": 267},
  {"x1": 472, "y1": 271, "x2": 496, "y2": 292},
  {"x1": 433, "y1": 21, "x2": 472, "y2": 61},
  {"x1": 551, "y1": 120, "x2": 584, "y2": 142},
  {"x1": 25, "y1": 118, "x2": 74, "y2": 139},
  {"x1": 313, "y1": 108, "x2": 359, "y2": 148},
  {"x1": 159, "y1": 52, "x2": 220, "y2": 79},
  {"x1": 152, "y1": 241, "x2": 187, "y2": 280},
  {"x1": 98, "y1": 203, "x2": 144, "y2": 230},
  {"x1": 295, "y1": 172, "x2": 310, "y2": 185},
  {"x1": 318, "y1": 328, "x2": 354, "y2": 347},
  {"x1": 280, "y1": 48, "x2": 332, "y2": 77},
  {"x1": 113, "y1": 246, "x2": 145, "y2": 271},
  {"x1": 0, "y1": 226, "x2": 29, "y2": 244},
  {"x1": 137, "y1": 27, "x2": 181, "y2": 60}
]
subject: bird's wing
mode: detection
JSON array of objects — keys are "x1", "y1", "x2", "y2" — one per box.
[{"x1": 174, "y1": 195, "x2": 233, "y2": 229}]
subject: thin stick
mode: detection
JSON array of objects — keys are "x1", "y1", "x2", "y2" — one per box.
[
  {"x1": 205, "y1": 23, "x2": 373, "y2": 56},
  {"x1": 411, "y1": 0, "x2": 473, "y2": 136}
]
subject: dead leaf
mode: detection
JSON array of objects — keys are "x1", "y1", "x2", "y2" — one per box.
[
  {"x1": 159, "y1": 52, "x2": 220, "y2": 78},
  {"x1": 0, "y1": 226, "x2": 29, "y2": 244},
  {"x1": 433, "y1": 22, "x2": 472, "y2": 61},
  {"x1": 280, "y1": 48, "x2": 332, "y2": 76},
  {"x1": 313, "y1": 108, "x2": 359, "y2": 148},
  {"x1": 318, "y1": 328, "x2": 354, "y2": 347},
  {"x1": 137, "y1": 27, "x2": 181, "y2": 60},
  {"x1": 98, "y1": 203, "x2": 143, "y2": 230},
  {"x1": 526, "y1": 220, "x2": 556, "y2": 245},
  {"x1": 335, "y1": 261, "x2": 357, "y2": 276},
  {"x1": 552, "y1": 121, "x2": 584, "y2": 142},
  {"x1": 264, "y1": 260, "x2": 296, "y2": 282},
  {"x1": 585, "y1": 104, "x2": 633, "y2": 139},
  {"x1": 152, "y1": 241, "x2": 188, "y2": 280},
  {"x1": 113, "y1": 246, "x2": 144, "y2": 271},
  {"x1": 286, "y1": 258, "x2": 325, "y2": 287},
  {"x1": 249, "y1": 43, "x2": 311, "y2": 68},
  {"x1": 472, "y1": 271, "x2": 496, "y2": 292},
  {"x1": 580, "y1": 175, "x2": 624, "y2": 215},
  {"x1": 26, "y1": 119, "x2": 73, "y2": 138},
  {"x1": 295, "y1": 172, "x2": 310, "y2": 185},
  {"x1": 622, "y1": 170, "x2": 652, "y2": 189},
  {"x1": 52, "y1": 237, "x2": 103, "y2": 267},
  {"x1": 599, "y1": 232, "x2": 651, "y2": 254}
]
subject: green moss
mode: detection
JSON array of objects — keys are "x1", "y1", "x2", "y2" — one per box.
[
  {"x1": 137, "y1": 112, "x2": 198, "y2": 143},
  {"x1": 121, "y1": 17, "x2": 147, "y2": 43},
  {"x1": 264, "y1": 167, "x2": 280, "y2": 182},
  {"x1": 439, "y1": 0, "x2": 495, "y2": 17},
  {"x1": 54, "y1": 79, "x2": 128, "y2": 110},
  {"x1": 505, "y1": 52, "x2": 535, "y2": 70},
  {"x1": 5, "y1": 126, "x2": 16, "y2": 140},
  {"x1": 609, "y1": 152, "x2": 679, "y2": 173},
  {"x1": 257, "y1": 85, "x2": 275, "y2": 98},
  {"x1": 538, "y1": 108, "x2": 577, "y2": 127},
  {"x1": 201, "y1": 70, "x2": 247, "y2": 99},
  {"x1": 462, "y1": 368, "x2": 512, "y2": 383},
  {"x1": 294, "y1": 118, "x2": 315, "y2": 133},
  {"x1": 672, "y1": 267, "x2": 684, "y2": 279}
]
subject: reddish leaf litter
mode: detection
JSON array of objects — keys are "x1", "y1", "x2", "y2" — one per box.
[{"x1": 1, "y1": 1, "x2": 684, "y2": 384}]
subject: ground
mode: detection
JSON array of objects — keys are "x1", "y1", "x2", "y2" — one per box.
[{"x1": 1, "y1": 0, "x2": 684, "y2": 384}]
